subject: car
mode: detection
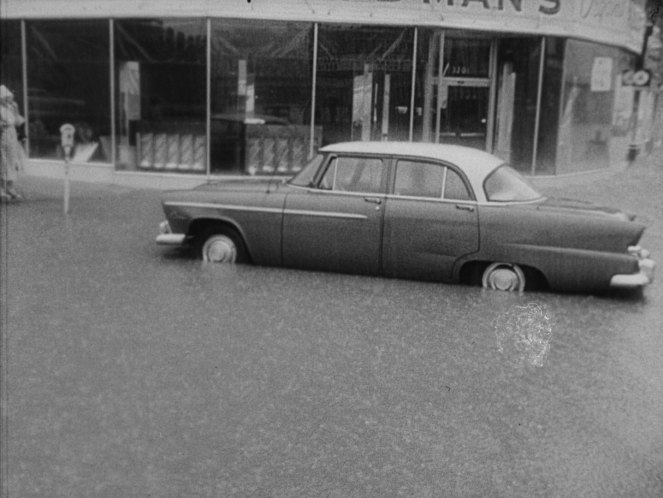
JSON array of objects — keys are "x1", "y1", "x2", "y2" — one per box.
[{"x1": 156, "y1": 141, "x2": 655, "y2": 293}]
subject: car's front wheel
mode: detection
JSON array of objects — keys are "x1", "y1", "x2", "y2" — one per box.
[
  {"x1": 482, "y1": 263, "x2": 525, "y2": 292},
  {"x1": 197, "y1": 228, "x2": 248, "y2": 264}
]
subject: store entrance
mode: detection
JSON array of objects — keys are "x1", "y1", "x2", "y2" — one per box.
[
  {"x1": 422, "y1": 33, "x2": 494, "y2": 150},
  {"x1": 437, "y1": 81, "x2": 491, "y2": 150}
]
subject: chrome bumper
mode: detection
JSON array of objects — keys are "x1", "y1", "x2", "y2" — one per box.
[
  {"x1": 155, "y1": 220, "x2": 186, "y2": 246},
  {"x1": 610, "y1": 246, "x2": 655, "y2": 288}
]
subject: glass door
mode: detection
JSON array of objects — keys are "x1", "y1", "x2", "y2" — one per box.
[{"x1": 418, "y1": 33, "x2": 494, "y2": 150}]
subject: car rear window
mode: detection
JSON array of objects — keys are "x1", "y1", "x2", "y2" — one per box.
[{"x1": 484, "y1": 165, "x2": 542, "y2": 202}]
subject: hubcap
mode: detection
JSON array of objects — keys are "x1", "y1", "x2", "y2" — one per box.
[
  {"x1": 482, "y1": 263, "x2": 525, "y2": 292},
  {"x1": 203, "y1": 235, "x2": 237, "y2": 263},
  {"x1": 489, "y1": 268, "x2": 519, "y2": 291}
]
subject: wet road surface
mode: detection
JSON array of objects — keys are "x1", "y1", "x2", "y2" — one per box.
[{"x1": 2, "y1": 163, "x2": 662, "y2": 497}]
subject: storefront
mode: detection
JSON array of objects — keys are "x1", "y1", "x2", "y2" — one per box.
[{"x1": 0, "y1": 0, "x2": 648, "y2": 184}]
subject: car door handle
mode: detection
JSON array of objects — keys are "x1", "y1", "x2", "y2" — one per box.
[
  {"x1": 364, "y1": 197, "x2": 382, "y2": 205},
  {"x1": 455, "y1": 204, "x2": 475, "y2": 212}
]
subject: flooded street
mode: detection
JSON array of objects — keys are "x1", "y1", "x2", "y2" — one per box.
[{"x1": 2, "y1": 170, "x2": 663, "y2": 497}]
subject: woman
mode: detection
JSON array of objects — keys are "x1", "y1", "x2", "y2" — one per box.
[{"x1": 1, "y1": 84, "x2": 26, "y2": 201}]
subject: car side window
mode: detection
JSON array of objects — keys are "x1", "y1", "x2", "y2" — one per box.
[
  {"x1": 444, "y1": 168, "x2": 472, "y2": 201},
  {"x1": 319, "y1": 156, "x2": 384, "y2": 194},
  {"x1": 394, "y1": 160, "x2": 444, "y2": 198}
]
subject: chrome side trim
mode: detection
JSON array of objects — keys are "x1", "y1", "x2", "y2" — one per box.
[
  {"x1": 283, "y1": 209, "x2": 367, "y2": 220},
  {"x1": 164, "y1": 201, "x2": 367, "y2": 220},
  {"x1": 384, "y1": 193, "x2": 478, "y2": 206},
  {"x1": 289, "y1": 184, "x2": 544, "y2": 207},
  {"x1": 165, "y1": 201, "x2": 283, "y2": 214},
  {"x1": 288, "y1": 185, "x2": 385, "y2": 199},
  {"x1": 480, "y1": 197, "x2": 547, "y2": 206}
]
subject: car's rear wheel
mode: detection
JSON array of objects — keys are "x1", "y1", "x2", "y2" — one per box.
[
  {"x1": 482, "y1": 263, "x2": 526, "y2": 292},
  {"x1": 197, "y1": 227, "x2": 248, "y2": 264}
]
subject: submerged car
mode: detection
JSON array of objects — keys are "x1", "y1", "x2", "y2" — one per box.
[{"x1": 156, "y1": 142, "x2": 655, "y2": 293}]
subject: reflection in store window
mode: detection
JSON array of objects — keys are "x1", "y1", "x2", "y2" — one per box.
[
  {"x1": 0, "y1": 21, "x2": 23, "y2": 117},
  {"x1": 556, "y1": 40, "x2": 634, "y2": 174},
  {"x1": 26, "y1": 20, "x2": 110, "y2": 162},
  {"x1": 210, "y1": 19, "x2": 316, "y2": 175}
]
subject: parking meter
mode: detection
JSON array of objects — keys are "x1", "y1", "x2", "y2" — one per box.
[
  {"x1": 60, "y1": 123, "x2": 75, "y2": 214},
  {"x1": 60, "y1": 123, "x2": 75, "y2": 160}
]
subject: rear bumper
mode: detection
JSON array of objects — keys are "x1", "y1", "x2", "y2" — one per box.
[
  {"x1": 156, "y1": 220, "x2": 186, "y2": 246},
  {"x1": 610, "y1": 249, "x2": 655, "y2": 288}
]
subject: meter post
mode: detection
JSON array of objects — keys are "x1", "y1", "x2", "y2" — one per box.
[{"x1": 59, "y1": 124, "x2": 75, "y2": 214}]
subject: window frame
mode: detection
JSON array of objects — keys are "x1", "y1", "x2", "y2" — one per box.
[
  {"x1": 388, "y1": 157, "x2": 475, "y2": 202},
  {"x1": 313, "y1": 154, "x2": 388, "y2": 195}
]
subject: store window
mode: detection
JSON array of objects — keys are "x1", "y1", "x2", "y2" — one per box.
[
  {"x1": 115, "y1": 19, "x2": 206, "y2": 172},
  {"x1": 494, "y1": 36, "x2": 541, "y2": 173},
  {"x1": 0, "y1": 21, "x2": 24, "y2": 119},
  {"x1": 210, "y1": 19, "x2": 314, "y2": 175},
  {"x1": 316, "y1": 25, "x2": 415, "y2": 145},
  {"x1": 556, "y1": 40, "x2": 634, "y2": 174},
  {"x1": 26, "y1": 20, "x2": 111, "y2": 162},
  {"x1": 535, "y1": 37, "x2": 565, "y2": 175}
]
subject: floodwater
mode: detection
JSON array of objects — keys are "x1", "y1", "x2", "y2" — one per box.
[{"x1": 2, "y1": 176, "x2": 662, "y2": 497}]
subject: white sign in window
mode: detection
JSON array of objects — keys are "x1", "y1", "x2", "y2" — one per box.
[{"x1": 591, "y1": 57, "x2": 613, "y2": 92}]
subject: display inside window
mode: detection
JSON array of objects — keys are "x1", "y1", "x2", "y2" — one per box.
[{"x1": 115, "y1": 19, "x2": 206, "y2": 172}]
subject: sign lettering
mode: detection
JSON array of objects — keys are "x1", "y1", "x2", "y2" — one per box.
[
  {"x1": 580, "y1": 0, "x2": 627, "y2": 21},
  {"x1": 539, "y1": 0, "x2": 560, "y2": 15},
  {"x1": 422, "y1": 0, "x2": 561, "y2": 14}
]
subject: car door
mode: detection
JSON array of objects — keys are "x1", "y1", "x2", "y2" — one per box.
[
  {"x1": 382, "y1": 159, "x2": 479, "y2": 282},
  {"x1": 282, "y1": 154, "x2": 387, "y2": 275}
]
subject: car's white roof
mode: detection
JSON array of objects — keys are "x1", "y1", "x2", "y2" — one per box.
[{"x1": 320, "y1": 141, "x2": 505, "y2": 187}]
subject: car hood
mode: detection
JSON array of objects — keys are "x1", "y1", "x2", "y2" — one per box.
[{"x1": 534, "y1": 197, "x2": 636, "y2": 221}]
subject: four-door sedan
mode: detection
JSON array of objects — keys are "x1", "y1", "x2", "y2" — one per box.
[{"x1": 156, "y1": 142, "x2": 655, "y2": 293}]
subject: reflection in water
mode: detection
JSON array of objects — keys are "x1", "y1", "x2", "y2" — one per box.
[{"x1": 494, "y1": 302, "x2": 553, "y2": 368}]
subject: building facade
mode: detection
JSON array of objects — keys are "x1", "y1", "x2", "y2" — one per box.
[{"x1": 0, "y1": 0, "x2": 652, "y2": 187}]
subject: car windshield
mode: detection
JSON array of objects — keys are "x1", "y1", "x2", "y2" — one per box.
[
  {"x1": 484, "y1": 165, "x2": 543, "y2": 202},
  {"x1": 289, "y1": 154, "x2": 324, "y2": 187}
]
